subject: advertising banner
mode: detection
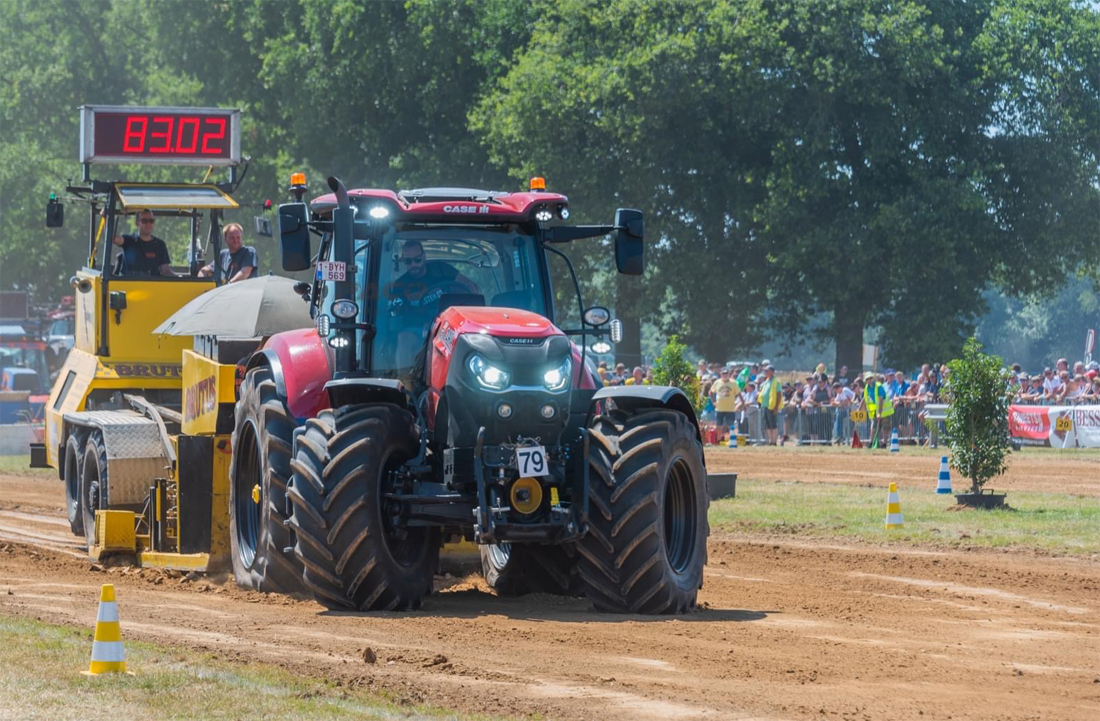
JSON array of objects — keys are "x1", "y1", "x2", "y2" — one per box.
[{"x1": 1008, "y1": 405, "x2": 1100, "y2": 449}]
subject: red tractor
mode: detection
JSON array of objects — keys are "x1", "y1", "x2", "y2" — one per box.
[{"x1": 230, "y1": 176, "x2": 708, "y2": 614}]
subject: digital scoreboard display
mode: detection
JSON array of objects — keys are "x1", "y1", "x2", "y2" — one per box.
[{"x1": 80, "y1": 105, "x2": 241, "y2": 166}]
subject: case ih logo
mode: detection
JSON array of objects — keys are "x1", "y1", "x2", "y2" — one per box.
[
  {"x1": 442, "y1": 204, "x2": 490, "y2": 214},
  {"x1": 505, "y1": 337, "x2": 540, "y2": 345}
]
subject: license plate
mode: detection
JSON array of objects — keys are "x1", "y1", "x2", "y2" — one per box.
[
  {"x1": 315, "y1": 261, "x2": 346, "y2": 281},
  {"x1": 515, "y1": 445, "x2": 549, "y2": 477}
]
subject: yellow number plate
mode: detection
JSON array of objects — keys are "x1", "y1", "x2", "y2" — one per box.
[
  {"x1": 1054, "y1": 416, "x2": 1073, "y2": 432},
  {"x1": 850, "y1": 409, "x2": 867, "y2": 422}
]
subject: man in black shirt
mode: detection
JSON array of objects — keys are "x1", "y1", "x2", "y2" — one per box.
[
  {"x1": 386, "y1": 240, "x2": 478, "y2": 316},
  {"x1": 198, "y1": 223, "x2": 257, "y2": 283},
  {"x1": 112, "y1": 209, "x2": 175, "y2": 277}
]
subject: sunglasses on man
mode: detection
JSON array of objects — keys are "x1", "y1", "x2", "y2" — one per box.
[{"x1": 402, "y1": 254, "x2": 425, "y2": 265}]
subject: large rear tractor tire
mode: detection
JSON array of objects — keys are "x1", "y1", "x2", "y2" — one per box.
[
  {"x1": 64, "y1": 433, "x2": 86, "y2": 536},
  {"x1": 288, "y1": 403, "x2": 439, "y2": 611},
  {"x1": 578, "y1": 409, "x2": 709, "y2": 614},
  {"x1": 229, "y1": 366, "x2": 303, "y2": 593},
  {"x1": 480, "y1": 542, "x2": 583, "y2": 597}
]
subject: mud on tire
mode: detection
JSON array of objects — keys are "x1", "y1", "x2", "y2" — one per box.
[
  {"x1": 578, "y1": 409, "x2": 709, "y2": 614},
  {"x1": 480, "y1": 542, "x2": 583, "y2": 597},
  {"x1": 229, "y1": 366, "x2": 302, "y2": 593},
  {"x1": 288, "y1": 403, "x2": 439, "y2": 611}
]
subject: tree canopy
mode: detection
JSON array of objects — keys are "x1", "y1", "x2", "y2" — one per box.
[{"x1": 1, "y1": 0, "x2": 1096, "y2": 370}]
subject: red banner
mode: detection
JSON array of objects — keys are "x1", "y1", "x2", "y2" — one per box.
[{"x1": 1008, "y1": 405, "x2": 1050, "y2": 440}]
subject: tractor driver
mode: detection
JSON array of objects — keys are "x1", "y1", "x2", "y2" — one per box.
[
  {"x1": 111, "y1": 209, "x2": 176, "y2": 277},
  {"x1": 386, "y1": 239, "x2": 479, "y2": 367},
  {"x1": 387, "y1": 240, "x2": 479, "y2": 313}
]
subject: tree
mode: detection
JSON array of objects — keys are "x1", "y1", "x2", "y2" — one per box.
[
  {"x1": 475, "y1": 0, "x2": 1100, "y2": 369},
  {"x1": 944, "y1": 338, "x2": 1012, "y2": 495},
  {"x1": 651, "y1": 335, "x2": 702, "y2": 412}
]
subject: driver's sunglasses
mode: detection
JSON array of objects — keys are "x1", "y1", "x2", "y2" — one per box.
[
  {"x1": 139, "y1": 218, "x2": 156, "y2": 224},
  {"x1": 402, "y1": 254, "x2": 425, "y2": 265}
]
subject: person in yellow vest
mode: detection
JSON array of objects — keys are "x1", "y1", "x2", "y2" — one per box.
[
  {"x1": 757, "y1": 364, "x2": 782, "y2": 445},
  {"x1": 862, "y1": 371, "x2": 895, "y2": 448}
]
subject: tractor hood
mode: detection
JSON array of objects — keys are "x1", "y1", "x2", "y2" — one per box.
[{"x1": 437, "y1": 306, "x2": 562, "y2": 341}]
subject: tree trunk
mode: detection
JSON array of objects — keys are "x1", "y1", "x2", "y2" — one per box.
[
  {"x1": 615, "y1": 272, "x2": 643, "y2": 367},
  {"x1": 834, "y1": 311, "x2": 865, "y2": 375}
]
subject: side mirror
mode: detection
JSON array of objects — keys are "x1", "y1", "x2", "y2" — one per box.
[
  {"x1": 292, "y1": 281, "x2": 312, "y2": 302},
  {"x1": 278, "y1": 202, "x2": 311, "y2": 271},
  {"x1": 614, "y1": 208, "x2": 643, "y2": 276},
  {"x1": 583, "y1": 306, "x2": 611, "y2": 327},
  {"x1": 46, "y1": 197, "x2": 64, "y2": 228}
]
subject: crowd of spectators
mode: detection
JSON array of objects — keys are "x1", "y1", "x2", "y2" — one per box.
[
  {"x1": 594, "y1": 360, "x2": 653, "y2": 387},
  {"x1": 1008, "y1": 358, "x2": 1100, "y2": 404},
  {"x1": 589, "y1": 354, "x2": 1100, "y2": 445},
  {"x1": 690, "y1": 355, "x2": 1100, "y2": 445}
]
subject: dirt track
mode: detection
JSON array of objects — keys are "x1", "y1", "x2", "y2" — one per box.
[
  {"x1": 1, "y1": 468, "x2": 1098, "y2": 721},
  {"x1": 706, "y1": 446, "x2": 1100, "y2": 497}
]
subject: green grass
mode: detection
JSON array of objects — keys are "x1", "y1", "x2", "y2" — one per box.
[
  {"x1": 0, "y1": 615, "x2": 515, "y2": 721},
  {"x1": 0, "y1": 454, "x2": 54, "y2": 478},
  {"x1": 710, "y1": 480, "x2": 1100, "y2": 557}
]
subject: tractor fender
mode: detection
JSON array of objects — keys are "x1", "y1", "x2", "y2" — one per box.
[
  {"x1": 590, "y1": 385, "x2": 702, "y2": 442},
  {"x1": 245, "y1": 328, "x2": 333, "y2": 420},
  {"x1": 324, "y1": 378, "x2": 410, "y2": 410}
]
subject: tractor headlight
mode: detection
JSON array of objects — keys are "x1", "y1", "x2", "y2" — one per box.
[
  {"x1": 543, "y1": 357, "x2": 572, "y2": 392},
  {"x1": 316, "y1": 313, "x2": 331, "y2": 338},
  {"x1": 467, "y1": 354, "x2": 510, "y2": 391}
]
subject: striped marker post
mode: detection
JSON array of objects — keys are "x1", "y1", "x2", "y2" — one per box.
[
  {"x1": 889, "y1": 428, "x2": 900, "y2": 453},
  {"x1": 885, "y1": 482, "x2": 904, "y2": 529},
  {"x1": 85, "y1": 584, "x2": 126, "y2": 675},
  {"x1": 936, "y1": 456, "x2": 952, "y2": 494}
]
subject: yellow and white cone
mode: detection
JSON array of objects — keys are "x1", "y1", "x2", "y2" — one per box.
[
  {"x1": 885, "y1": 482, "x2": 904, "y2": 529},
  {"x1": 84, "y1": 583, "x2": 126, "y2": 675}
]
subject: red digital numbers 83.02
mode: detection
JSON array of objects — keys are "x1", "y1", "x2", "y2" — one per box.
[
  {"x1": 120, "y1": 115, "x2": 226, "y2": 155},
  {"x1": 89, "y1": 109, "x2": 235, "y2": 163}
]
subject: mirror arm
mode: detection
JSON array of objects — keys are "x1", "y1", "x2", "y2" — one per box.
[
  {"x1": 542, "y1": 242, "x2": 590, "y2": 378},
  {"x1": 546, "y1": 224, "x2": 616, "y2": 243}
]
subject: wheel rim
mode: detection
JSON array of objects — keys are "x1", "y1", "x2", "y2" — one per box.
[
  {"x1": 234, "y1": 419, "x2": 261, "y2": 569},
  {"x1": 487, "y1": 542, "x2": 512, "y2": 568},
  {"x1": 663, "y1": 457, "x2": 697, "y2": 574}
]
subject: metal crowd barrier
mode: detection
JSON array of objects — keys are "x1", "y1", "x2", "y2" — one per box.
[{"x1": 783, "y1": 402, "x2": 948, "y2": 446}]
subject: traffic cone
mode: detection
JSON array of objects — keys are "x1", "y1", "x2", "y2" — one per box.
[
  {"x1": 851, "y1": 428, "x2": 862, "y2": 449},
  {"x1": 885, "y1": 482, "x2": 904, "y2": 529},
  {"x1": 84, "y1": 584, "x2": 126, "y2": 675},
  {"x1": 889, "y1": 428, "x2": 900, "y2": 453},
  {"x1": 936, "y1": 456, "x2": 952, "y2": 494}
]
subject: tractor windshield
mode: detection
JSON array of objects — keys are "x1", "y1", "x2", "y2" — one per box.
[{"x1": 369, "y1": 225, "x2": 548, "y2": 374}]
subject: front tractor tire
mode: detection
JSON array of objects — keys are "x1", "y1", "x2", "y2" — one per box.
[
  {"x1": 229, "y1": 366, "x2": 303, "y2": 593},
  {"x1": 578, "y1": 409, "x2": 709, "y2": 614},
  {"x1": 288, "y1": 403, "x2": 439, "y2": 611}
]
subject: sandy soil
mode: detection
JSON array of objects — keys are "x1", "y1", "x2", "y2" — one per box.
[
  {"x1": 1, "y1": 470, "x2": 1098, "y2": 721},
  {"x1": 705, "y1": 446, "x2": 1100, "y2": 497}
]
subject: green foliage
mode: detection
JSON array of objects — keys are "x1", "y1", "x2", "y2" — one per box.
[
  {"x1": 651, "y1": 335, "x2": 702, "y2": 412},
  {"x1": 945, "y1": 338, "x2": 1012, "y2": 494},
  {"x1": 0, "y1": 0, "x2": 1096, "y2": 374}
]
